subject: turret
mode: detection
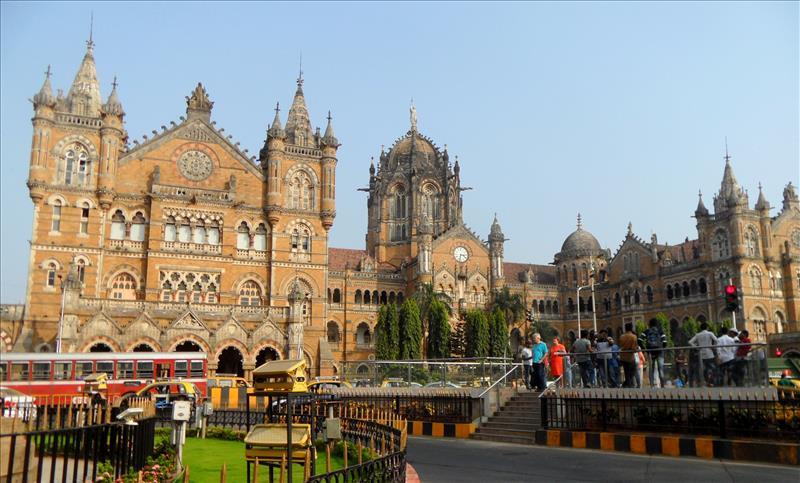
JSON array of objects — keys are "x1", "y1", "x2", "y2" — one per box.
[
  {"x1": 694, "y1": 190, "x2": 709, "y2": 218},
  {"x1": 97, "y1": 77, "x2": 126, "y2": 210},
  {"x1": 489, "y1": 214, "x2": 506, "y2": 290},
  {"x1": 28, "y1": 66, "x2": 57, "y2": 204},
  {"x1": 319, "y1": 111, "x2": 340, "y2": 231},
  {"x1": 285, "y1": 75, "x2": 314, "y2": 147},
  {"x1": 65, "y1": 38, "x2": 102, "y2": 117},
  {"x1": 262, "y1": 102, "x2": 285, "y2": 226}
]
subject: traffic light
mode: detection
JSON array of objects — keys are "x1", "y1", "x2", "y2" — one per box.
[{"x1": 725, "y1": 284, "x2": 739, "y2": 312}]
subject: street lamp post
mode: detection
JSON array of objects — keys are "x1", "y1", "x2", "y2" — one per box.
[
  {"x1": 576, "y1": 284, "x2": 590, "y2": 337},
  {"x1": 590, "y1": 259, "x2": 598, "y2": 334},
  {"x1": 56, "y1": 274, "x2": 66, "y2": 353}
]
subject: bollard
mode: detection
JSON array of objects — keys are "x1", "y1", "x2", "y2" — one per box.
[
  {"x1": 253, "y1": 457, "x2": 259, "y2": 483},
  {"x1": 326, "y1": 443, "x2": 331, "y2": 473},
  {"x1": 182, "y1": 466, "x2": 189, "y2": 483},
  {"x1": 343, "y1": 440, "x2": 348, "y2": 468},
  {"x1": 220, "y1": 462, "x2": 227, "y2": 483}
]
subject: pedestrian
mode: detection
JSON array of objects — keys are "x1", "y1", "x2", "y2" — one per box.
[
  {"x1": 608, "y1": 338, "x2": 620, "y2": 388},
  {"x1": 531, "y1": 333, "x2": 549, "y2": 391},
  {"x1": 520, "y1": 339, "x2": 533, "y2": 390},
  {"x1": 572, "y1": 330, "x2": 594, "y2": 388},
  {"x1": 675, "y1": 349, "x2": 688, "y2": 385},
  {"x1": 596, "y1": 330, "x2": 612, "y2": 387},
  {"x1": 635, "y1": 347, "x2": 644, "y2": 388},
  {"x1": 549, "y1": 337, "x2": 567, "y2": 386},
  {"x1": 618, "y1": 323, "x2": 638, "y2": 388},
  {"x1": 717, "y1": 328, "x2": 739, "y2": 386},
  {"x1": 688, "y1": 322, "x2": 718, "y2": 386},
  {"x1": 733, "y1": 329, "x2": 751, "y2": 386},
  {"x1": 639, "y1": 318, "x2": 668, "y2": 388}
]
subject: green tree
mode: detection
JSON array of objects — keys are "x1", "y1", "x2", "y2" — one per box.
[
  {"x1": 489, "y1": 308, "x2": 509, "y2": 357},
  {"x1": 490, "y1": 287, "x2": 525, "y2": 326},
  {"x1": 374, "y1": 304, "x2": 399, "y2": 360},
  {"x1": 530, "y1": 319, "x2": 559, "y2": 346},
  {"x1": 427, "y1": 298, "x2": 451, "y2": 359},
  {"x1": 654, "y1": 312, "x2": 674, "y2": 347},
  {"x1": 465, "y1": 310, "x2": 490, "y2": 357},
  {"x1": 450, "y1": 320, "x2": 467, "y2": 358},
  {"x1": 399, "y1": 299, "x2": 423, "y2": 360},
  {"x1": 635, "y1": 320, "x2": 648, "y2": 339},
  {"x1": 681, "y1": 317, "x2": 700, "y2": 344},
  {"x1": 413, "y1": 283, "x2": 453, "y2": 354}
]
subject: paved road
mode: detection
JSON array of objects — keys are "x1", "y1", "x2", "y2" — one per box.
[{"x1": 406, "y1": 436, "x2": 800, "y2": 482}]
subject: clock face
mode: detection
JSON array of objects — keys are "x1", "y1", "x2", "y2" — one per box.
[
  {"x1": 178, "y1": 150, "x2": 213, "y2": 181},
  {"x1": 454, "y1": 246, "x2": 469, "y2": 263}
]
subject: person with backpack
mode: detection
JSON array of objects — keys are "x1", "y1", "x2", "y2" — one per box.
[{"x1": 639, "y1": 318, "x2": 667, "y2": 388}]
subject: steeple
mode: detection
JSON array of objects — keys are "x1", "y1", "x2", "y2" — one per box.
[
  {"x1": 285, "y1": 74, "x2": 314, "y2": 146},
  {"x1": 755, "y1": 183, "x2": 770, "y2": 212},
  {"x1": 714, "y1": 141, "x2": 748, "y2": 211},
  {"x1": 489, "y1": 213, "x2": 505, "y2": 241},
  {"x1": 33, "y1": 65, "x2": 55, "y2": 108},
  {"x1": 695, "y1": 190, "x2": 709, "y2": 217},
  {"x1": 267, "y1": 102, "x2": 285, "y2": 139},
  {"x1": 321, "y1": 111, "x2": 339, "y2": 147},
  {"x1": 101, "y1": 76, "x2": 124, "y2": 117},
  {"x1": 66, "y1": 34, "x2": 102, "y2": 117}
]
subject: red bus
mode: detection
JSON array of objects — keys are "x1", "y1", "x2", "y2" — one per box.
[{"x1": 0, "y1": 352, "x2": 208, "y2": 403}]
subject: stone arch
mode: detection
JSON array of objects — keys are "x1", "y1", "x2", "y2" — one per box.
[
  {"x1": 103, "y1": 264, "x2": 144, "y2": 290},
  {"x1": 214, "y1": 338, "x2": 250, "y2": 363},
  {"x1": 231, "y1": 272, "x2": 267, "y2": 294},
  {"x1": 124, "y1": 337, "x2": 162, "y2": 352},
  {"x1": 285, "y1": 218, "x2": 318, "y2": 237},
  {"x1": 327, "y1": 320, "x2": 342, "y2": 344},
  {"x1": 46, "y1": 193, "x2": 69, "y2": 207},
  {"x1": 252, "y1": 341, "x2": 283, "y2": 367},
  {"x1": 215, "y1": 344, "x2": 246, "y2": 377},
  {"x1": 284, "y1": 163, "x2": 320, "y2": 186},
  {"x1": 52, "y1": 133, "x2": 99, "y2": 161},
  {"x1": 80, "y1": 336, "x2": 122, "y2": 352},
  {"x1": 168, "y1": 334, "x2": 211, "y2": 353},
  {"x1": 279, "y1": 274, "x2": 318, "y2": 298},
  {"x1": 170, "y1": 141, "x2": 221, "y2": 169}
]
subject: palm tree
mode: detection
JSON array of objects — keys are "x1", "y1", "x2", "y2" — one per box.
[
  {"x1": 491, "y1": 287, "x2": 525, "y2": 326},
  {"x1": 413, "y1": 283, "x2": 453, "y2": 357}
]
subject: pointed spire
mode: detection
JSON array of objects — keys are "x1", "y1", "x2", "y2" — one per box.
[
  {"x1": 66, "y1": 35, "x2": 102, "y2": 117},
  {"x1": 267, "y1": 102, "x2": 285, "y2": 139},
  {"x1": 695, "y1": 189, "x2": 709, "y2": 217},
  {"x1": 490, "y1": 213, "x2": 504, "y2": 240},
  {"x1": 321, "y1": 110, "x2": 339, "y2": 147},
  {"x1": 716, "y1": 140, "x2": 747, "y2": 211},
  {"x1": 576, "y1": 213, "x2": 583, "y2": 230},
  {"x1": 285, "y1": 75, "x2": 313, "y2": 146},
  {"x1": 369, "y1": 157, "x2": 375, "y2": 176},
  {"x1": 755, "y1": 183, "x2": 770, "y2": 211},
  {"x1": 101, "y1": 76, "x2": 124, "y2": 117},
  {"x1": 33, "y1": 65, "x2": 55, "y2": 108}
]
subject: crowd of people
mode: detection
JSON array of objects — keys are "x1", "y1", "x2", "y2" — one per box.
[{"x1": 517, "y1": 318, "x2": 767, "y2": 390}]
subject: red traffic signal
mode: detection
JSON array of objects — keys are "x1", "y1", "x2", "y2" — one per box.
[
  {"x1": 725, "y1": 284, "x2": 739, "y2": 311},
  {"x1": 725, "y1": 285, "x2": 736, "y2": 296}
]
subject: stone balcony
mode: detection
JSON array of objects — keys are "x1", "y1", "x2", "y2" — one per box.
[
  {"x1": 75, "y1": 297, "x2": 289, "y2": 320},
  {"x1": 109, "y1": 239, "x2": 145, "y2": 251},
  {"x1": 161, "y1": 240, "x2": 222, "y2": 255},
  {"x1": 236, "y1": 248, "x2": 267, "y2": 260}
]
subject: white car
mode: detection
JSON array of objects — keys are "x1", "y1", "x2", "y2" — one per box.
[{"x1": 0, "y1": 387, "x2": 37, "y2": 420}]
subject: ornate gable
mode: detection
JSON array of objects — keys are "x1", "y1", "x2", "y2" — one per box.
[
  {"x1": 431, "y1": 222, "x2": 489, "y2": 255},
  {"x1": 169, "y1": 310, "x2": 210, "y2": 333},
  {"x1": 217, "y1": 317, "x2": 249, "y2": 345},
  {"x1": 79, "y1": 311, "x2": 123, "y2": 338},
  {"x1": 252, "y1": 319, "x2": 285, "y2": 346},
  {"x1": 127, "y1": 311, "x2": 162, "y2": 340}
]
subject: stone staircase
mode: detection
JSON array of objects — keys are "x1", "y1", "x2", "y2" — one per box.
[{"x1": 470, "y1": 390, "x2": 542, "y2": 444}]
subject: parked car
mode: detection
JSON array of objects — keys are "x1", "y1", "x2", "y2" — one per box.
[
  {"x1": 381, "y1": 378, "x2": 422, "y2": 388},
  {"x1": 0, "y1": 387, "x2": 37, "y2": 420},
  {"x1": 307, "y1": 377, "x2": 352, "y2": 393},
  {"x1": 423, "y1": 381, "x2": 461, "y2": 388}
]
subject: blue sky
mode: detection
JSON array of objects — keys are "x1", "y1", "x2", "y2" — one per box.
[{"x1": 1, "y1": 1, "x2": 798, "y2": 303}]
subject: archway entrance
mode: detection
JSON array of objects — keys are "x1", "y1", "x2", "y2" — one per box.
[
  {"x1": 173, "y1": 340, "x2": 202, "y2": 352},
  {"x1": 217, "y1": 346, "x2": 244, "y2": 377},
  {"x1": 510, "y1": 328, "x2": 522, "y2": 353},
  {"x1": 89, "y1": 343, "x2": 113, "y2": 352},
  {"x1": 255, "y1": 347, "x2": 280, "y2": 367},
  {"x1": 132, "y1": 343, "x2": 155, "y2": 352}
]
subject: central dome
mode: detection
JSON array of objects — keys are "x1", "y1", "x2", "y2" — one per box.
[
  {"x1": 389, "y1": 132, "x2": 437, "y2": 160},
  {"x1": 557, "y1": 214, "x2": 603, "y2": 260}
]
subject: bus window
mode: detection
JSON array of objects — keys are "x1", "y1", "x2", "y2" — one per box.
[
  {"x1": 118, "y1": 361, "x2": 134, "y2": 379},
  {"x1": 0, "y1": 363, "x2": 7, "y2": 381},
  {"x1": 33, "y1": 362, "x2": 51, "y2": 381},
  {"x1": 96, "y1": 361, "x2": 114, "y2": 378},
  {"x1": 76, "y1": 362, "x2": 94, "y2": 379},
  {"x1": 175, "y1": 361, "x2": 188, "y2": 378},
  {"x1": 137, "y1": 361, "x2": 154, "y2": 379},
  {"x1": 11, "y1": 363, "x2": 29, "y2": 381},
  {"x1": 190, "y1": 361, "x2": 204, "y2": 378},
  {"x1": 54, "y1": 362, "x2": 72, "y2": 380}
]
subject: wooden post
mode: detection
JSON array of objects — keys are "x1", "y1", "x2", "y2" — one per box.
[
  {"x1": 326, "y1": 443, "x2": 331, "y2": 473},
  {"x1": 182, "y1": 466, "x2": 189, "y2": 483},
  {"x1": 279, "y1": 454, "x2": 286, "y2": 483},
  {"x1": 304, "y1": 449, "x2": 311, "y2": 480},
  {"x1": 220, "y1": 462, "x2": 227, "y2": 483},
  {"x1": 343, "y1": 440, "x2": 348, "y2": 468},
  {"x1": 138, "y1": 470, "x2": 144, "y2": 483},
  {"x1": 357, "y1": 441, "x2": 363, "y2": 465},
  {"x1": 253, "y1": 457, "x2": 259, "y2": 483}
]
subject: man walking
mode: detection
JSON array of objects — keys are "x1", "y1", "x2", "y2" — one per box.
[
  {"x1": 639, "y1": 318, "x2": 667, "y2": 387},
  {"x1": 520, "y1": 339, "x2": 533, "y2": 390},
  {"x1": 572, "y1": 330, "x2": 593, "y2": 388},
  {"x1": 619, "y1": 323, "x2": 638, "y2": 388},
  {"x1": 689, "y1": 322, "x2": 718, "y2": 386},
  {"x1": 531, "y1": 333, "x2": 548, "y2": 391},
  {"x1": 717, "y1": 327, "x2": 739, "y2": 386},
  {"x1": 596, "y1": 330, "x2": 612, "y2": 387}
]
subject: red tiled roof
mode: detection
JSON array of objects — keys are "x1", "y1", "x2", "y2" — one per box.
[
  {"x1": 328, "y1": 247, "x2": 368, "y2": 271},
  {"x1": 659, "y1": 238, "x2": 699, "y2": 263},
  {"x1": 504, "y1": 262, "x2": 557, "y2": 284}
]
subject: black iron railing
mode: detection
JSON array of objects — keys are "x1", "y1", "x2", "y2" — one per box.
[
  {"x1": 540, "y1": 389, "x2": 800, "y2": 441},
  {"x1": 1, "y1": 416, "x2": 157, "y2": 482}
]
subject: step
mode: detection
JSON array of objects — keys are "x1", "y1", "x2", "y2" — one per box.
[
  {"x1": 474, "y1": 427, "x2": 535, "y2": 437},
  {"x1": 499, "y1": 408, "x2": 540, "y2": 416},
  {"x1": 480, "y1": 422, "x2": 540, "y2": 431},
  {"x1": 470, "y1": 431, "x2": 535, "y2": 445},
  {"x1": 488, "y1": 415, "x2": 540, "y2": 424}
]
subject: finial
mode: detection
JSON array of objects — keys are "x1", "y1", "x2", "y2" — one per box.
[
  {"x1": 275, "y1": 101, "x2": 280, "y2": 114},
  {"x1": 577, "y1": 213, "x2": 582, "y2": 229},
  {"x1": 758, "y1": 182, "x2": 763, "y2": 192},
  {"x1": 45, "y1": 65, "x2": 52, "y2": 79},
  {"x1": 627, "y1": 221, "x2": 633, "y2": 236},
  {"x1": 410, "y1": 98, "x2": 417, "y2": 131},
  {"x1": 111, "y1": 76, "x2": 118, "y2": 90},
  {"x1": 380, "y1": 144, "x2": 384, "y2": 153},
  {"x1": 698, "y1": 189, "x2": 702, "y2": 198},
  {"x1": 724, "y1": 136, "x2": 731, "y2": 164},
  {"x1": 87, "y1": 12, "x2": 94, "y2": 50},
  {"x1": 297, "y1": 52, "x2": 304, "y2": 86},
  {"x1": 327, "y1": 110, "x2": 332, "y2": 122}
]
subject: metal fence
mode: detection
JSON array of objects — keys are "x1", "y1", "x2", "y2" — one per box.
[
  {"x1": 339, "y1": 358, "x2": 515, "y2": 389},
  {"x1": 540, "y1": 387, "x2": 800, "y2": 441}
]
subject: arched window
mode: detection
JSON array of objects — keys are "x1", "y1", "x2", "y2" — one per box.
[
  {"x1": 79, "y1": 202, "x2": 90, "y2": 234},
  {"x1": 236, "y1": 222, "x2": 251, "y2": 249},
  {"x1": 373, "y1": 290, "x2": 380, "y2": 305},
  {"x1": 290, "y1": 226, "x2": 311, "y2": 253},
  {"x1": 614, "y1": 292, "x2": 621, "y2": 310},
  {"x1": 363, "y1": 290, "x2": 371, "y2": 304},
  {"x1": 646, "y1": 286, "x2": 653, "y2": 303},
  {"x1": 398, "y1": 292, "x2": 405, "y2": 303},
  {"x1": 207, "y1": 220, "x2": 220, "y2": 245},
  {"x1": 110, "y1": 272, "x2": 136, "y2": 300},
  {"x1": 775, "y1": 311, "x2": 787, "y2": 334},
  {"x1": 750, "y1": 266, "x2": 763, "y2": 295},
  {"x1": 130, "y1": 212, "x2": 146, "y2": 242},
  {"x1": 682, "y1": 282, "x2": 690, "y2": 297},
  {"x1": 356, "y1": 322, "x2": 371, "y2": 346},
  {"x1": 751, "y1": 307, "x2": 768, "y2": 342},
  {"x1": 690, "y1": 280, "x2": 697, "y2": 295},
  {"x1": 327, "y1": 321, "x2": 340, "y2": 344},
  {"x1": 571, "y1": 264, "x2": 577, "y2": 283},
  {"x1": 538, "y1": 300, "x2": 545, "y2": 314},
  {"x1": 355, "y1": 289, "x2": 362, "y2": 305},
  {"x1": 711, "y1": 230, "x2": 730, "y2": 260},
  {"x1": 552, "y1": 300, "x2": 559, "y2": 314},
  {"x1": 76, "y1": 259, "x2": 86, "y2": 284},
  {"x1": 744, "y1": 227, "x2": 759, "y2": 257},
  {"x1": 674, "y1": 283, "x2": 682, "y2": 299},
  {"x1": 164, "y1": 216, "x2": 177, "y2": 242},
  {"x1": 51, "y1": 199, "x2": 62, "y2": 232},
  {"x1": 207, "y1": 283, "x2": 217, "y2": 304},
  {"x1": 698, "y1": 278, "x2": 707, "y2": 294},
  {"x1": 61, "y1": 144, "x2": 91, "y2": 186},
  {"x1": 633, "y1": 289, "x2": 640, "y2": 304},
  {"x1": 623, "y1": 291, "x2": 630, "y2": 305},
  {"x1": 667, "y1": 285, "x2": 673, "y2": 299},
  {"x1": 239, "y1": 281, "x2": 262, "y2": 306},
  {"x1": 176, "y1": 281, "x2": 187, "y2": 302},
  {"x1": 110, "y1": 210, "x2": 125, "y2": 240},
  {"x1": 46, "y1": 262, "x2": 57, "y2": 287},
  {"x1": 567, "y1": 297, "x2": 575, "y2": 313},
  {"x1": 253, "y1": 224, "x2": 267, "y2": 251},
  {"x1": 421, "y1": 184, "x2": 440, "y2": 221},
  {"x1": 391, "y1": 186, "x2": 407, "y2": 242},
  {"x1": 178, "y1": 219, "x2": 191, "y2": 243},
  {"x1": 333, "y1": 288, "x2": 341, "y2": 304},
  {"x1": 192, "y1": 220, "x2": 206, "y2": 245},
  {"x1": 603, "y1": 297, "x2": 610, "y2": 312},
  {"x1": 288, "y1": 171, "x2": 314, "y2": 210},
  {"x1": 191, "y1": 282, "x2": 203, "y2": 303}
]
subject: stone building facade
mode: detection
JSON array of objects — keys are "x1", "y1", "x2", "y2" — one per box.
[{"x1": 2, "y1": 39, "x2": 799, "y2": 376}]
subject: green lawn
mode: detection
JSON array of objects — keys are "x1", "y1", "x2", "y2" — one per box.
[{"x1": 182, "y1": 438, "x2": 344, "y2": 482}]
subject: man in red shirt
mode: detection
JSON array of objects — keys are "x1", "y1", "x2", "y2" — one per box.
[{"x1": 733, "y1": 329, "x2": 751, "y2": 386}]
